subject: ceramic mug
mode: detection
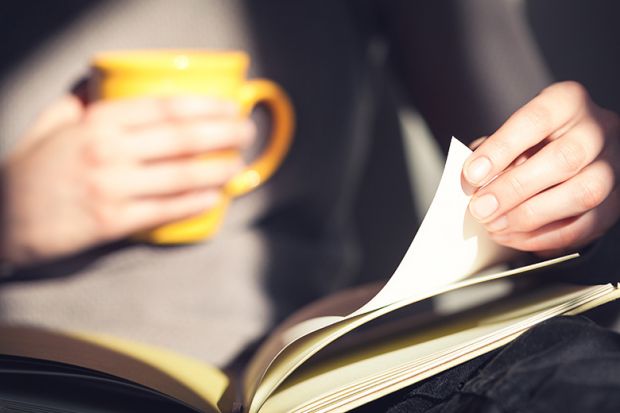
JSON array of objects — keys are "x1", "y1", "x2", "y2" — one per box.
[{"x1": 89, "y1": 50, "x2": 294, "y2": 244}]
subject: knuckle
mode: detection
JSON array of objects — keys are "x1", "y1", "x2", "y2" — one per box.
[
  {"x1": 556, "y1": 226, "x2": 579, "y2": 249},
  {"x1": 486, "y1": 139, "x2": 512, "y2": 165},
  {"x1": 84, "y1": 172, "x2": 113, "y2": 202},
  {"x1": 517, "y1": 202, "x2": 539, "y2": 232},
  {"x1": 557, "y1": 81, "x2": 589, "y2": 103},
  {"x1": 81, "y1": 138, "x2": 112, "y2": 167},
  {"x1": 171, "y1": 164, "x2": 204, "y2": 188},
  {"x1": 555, "y1": 140, "x2": 586, "y2": 175},
  {"x1": 91, "y1": 204, "x2": 120, "y2": 238},
  {"x1": 177, "y1": 125, "x2": 203, "y2": 152},
  {"x1": 577, "y1": 179, "x2": 606, "y2": 211},
  {"x1": 505, "y1": 173, "x2": 528, "y2": 200},
  {"x1": 522, "y1": 103, "x2": 552, "y2": 132}
]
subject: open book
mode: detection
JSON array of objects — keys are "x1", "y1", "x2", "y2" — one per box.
[{"x1": 1, "y1": 138, "x2": 618, "y2": 413}]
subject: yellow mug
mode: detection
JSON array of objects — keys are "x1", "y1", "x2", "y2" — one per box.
[{"x1": 89, "y1": 50, "x2": 294, "y2": 244}]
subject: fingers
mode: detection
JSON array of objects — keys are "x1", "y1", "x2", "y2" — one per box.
[
  {"x1": 463, "y1": 81, "x2": 589, "y2": 187},
  {"x1": 75, "y1": 96, "x2": 253, "y2": 239},
  {"x1": 485, "y1": 158, "x2": 616, "y2": 234},
  {"x1": 81, "y1": 150, "x2": 243, "y2": 241},
  {"x1": 462, "y1": 81, "x2": 620, "y2": 254},
  {"x1": 85, "y1": 96, "x2": 239, "y2": 128},
  {"x1": 97, "y1": 189, "x2": 223, "y2": 239},
  {"x1": 107, "y1": 157, "x2": 243, "y2": 198},
  {"x1": 469, "y1": 120, "x2": 607, "y2": 223},
  {"x1": 82, "y1": 97, "x2": 253, "y2": 164},
  {"x1": 489, "y1": 189, "x2": 620, "y2": 252},
  {"x1": 13, "y1": 95, "x2": 255, "y2": 254},
  {"x1": 123, "y1": 118, "x2": 255, "y2": 161}
]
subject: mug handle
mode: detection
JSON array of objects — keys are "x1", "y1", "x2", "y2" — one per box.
[{"x1": 225, "y1": 79, "x2": 295, "y2": 197}]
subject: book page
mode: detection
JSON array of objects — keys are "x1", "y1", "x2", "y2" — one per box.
[
  {"x1": 353, "y1": 138, "x2": 513, "y2": 315},
  {"x1": 280, "y1": 137, "x2": 513, "y2": 345},
  {"x1": 245, "y1": 254, "x2": 576, "y2": 413}
]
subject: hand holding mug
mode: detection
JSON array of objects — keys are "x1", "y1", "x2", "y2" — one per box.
[
  {"x1": 2, "y1": 50, "x2": 295, "y2": 264},
  {"x1": 1, "y1": 94, "x2": 253, "y2": 265},
  {"x1": 90, "y1": 50, "x2": 294, "y2": 243}
]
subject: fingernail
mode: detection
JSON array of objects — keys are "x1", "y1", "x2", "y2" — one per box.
[
  {"x1": 486, "y1": 215, "x2": 508, "y2": 232},
  {"x1": 465, "y1": 156, "x2": 492, "y2": 185},
  {"x1": 470, "y1": 194, "x2": 498, "y2": 220}
]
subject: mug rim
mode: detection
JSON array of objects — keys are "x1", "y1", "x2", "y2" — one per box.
[{"x1": 91, "y1": 49, "x2": 250, "y2": 72}]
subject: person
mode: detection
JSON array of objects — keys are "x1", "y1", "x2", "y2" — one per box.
[{"x1": 1, "y1": 0, "x2": 619, "y2": 370}]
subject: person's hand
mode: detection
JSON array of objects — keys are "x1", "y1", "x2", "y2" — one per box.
[
  {"x1": 463, "y1": 81, "x2": 619, "y2": 256},
  {"x1": 1, "y1": 95, "x2": 254, "y2": 265}
]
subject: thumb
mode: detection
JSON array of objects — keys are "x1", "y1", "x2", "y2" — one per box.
[{"x1": 17, "y1": 94, "x2": 85, "y2": 152}]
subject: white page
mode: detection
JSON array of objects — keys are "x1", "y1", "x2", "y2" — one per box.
[
  {"x1": 353, "y1": 138, "x2": 513, "y2": 315},
  {"x1": 282, "y1": 138, "x2": 514, "y2": 341}
]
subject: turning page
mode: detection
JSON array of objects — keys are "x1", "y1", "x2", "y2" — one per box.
[
  {"x1": 353, "y1": 137, "x2": 513, "y2": 315},
  {"x1": 244, "y1": 138, "x2": 531, "y2": 409}
]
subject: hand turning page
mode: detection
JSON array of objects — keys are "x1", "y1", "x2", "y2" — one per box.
[{"x1": 353, "y1": 137, "x2": 515, "y2": 315}]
